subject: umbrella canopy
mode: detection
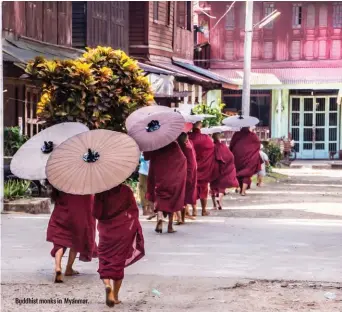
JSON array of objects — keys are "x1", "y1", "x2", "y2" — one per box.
[
  {"x1": 222, "y1": 115, "x2": 259, "y2": 127},
  {"x1": 10, "y1": 122, "x2": 89, "y2": 180},
  {"x1": 46, "y1": 129, "x2": 140, "y2": 195},
  {"x1": 126, "y1": 105, "x2": 171, "y2": 131},
  {"x1": 128, "y1": 111, "x2": 185, "y2": 152},
  {"x1": 183, "y1": 122, "x2": 193, "y2": 133}
]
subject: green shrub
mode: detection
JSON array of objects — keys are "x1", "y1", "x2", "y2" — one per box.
[
  {"x1": 4, "y1": 127, "x2": 27, "y2": 156},
  {"x1": 4, "y1": 180, "x2": 31, "y2": 200},
  {"x1": 192, "y1": 103, "x2": 225, "y2": 127},
  {"x1": 264, "y1": 142, "x2": 282, "y2": 166},
  {"x1": 25, "y1": 47, "x2": 154, "y2": 131}
]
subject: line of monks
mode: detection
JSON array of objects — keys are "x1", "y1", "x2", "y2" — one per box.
[
  {"x1": 143, "y1": 121, "x2": 263, "y2": 233},
  {"x1": 45, "y1": 121, "x2": 262, "y2": 307}
]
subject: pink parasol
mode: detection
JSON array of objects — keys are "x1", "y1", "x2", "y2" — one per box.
[
  {"x1": 10, "y1": 122, "x2": 89, "y2": 180},
  {"x1": 183, "y1": 122, "x2": 193, "y2": 133},
  {"x1": 128, "y1": 111, "x2": 185, "y2": 152},
  {"x1": 125, "y1": 105, "x2": 171, "y2": 131},
  {"x1": 46, "y1": 130, "x2": 140, "y2": 195}
]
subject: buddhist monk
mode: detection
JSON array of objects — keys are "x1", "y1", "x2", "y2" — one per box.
[
  {"x1": 210, "y1": 132, "x2": 239, "y2": 209},
  {"x1": 145, "y1": 141, "x2": 187, "y2": 233},
  {"x1": 188, "y1": 121, "x2": 216, "y2": 216},
  {"x1": 176, "y1": 132, "x2": 197, "y2": 224},
  {"x1": 93, "y1": 184, "x2": 145, "y2": 307},
  {"x1": 229, "y1": 127, "x2": 262, "y2": 196},
  {"x1": 46, "y1": 182, "x2": 97, "y2": 283}
]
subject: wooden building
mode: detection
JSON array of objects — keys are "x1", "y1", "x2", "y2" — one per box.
[
  {"x1": 196, "y1": 1, "x2": 342, "y2": 159},
  {"x1": 128, "y1": 1, "x2": 236, "y2": 108}
]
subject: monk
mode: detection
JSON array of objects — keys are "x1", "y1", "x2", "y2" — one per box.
[
  {"x1": 176, "y1": 132, "x2": 197, "y2": 224},
  {"x1": 93, "y1": 184, "x2": 145, "y2": 307},
  {"x1": 46, "y1": 183, "x2": 97, "y2": 283},
  {"x1": 229, "y1": 127, "x2": 262, "y2": 196},
  {"x1": 210, "y1": 132, "x2": 239, "y2": 209},
  {"x1": 145, "y1": 141, "x2": 187, "y2": 233},
  {"x1": 188, "y1": 121, "x2": 216, "y2": 216}
]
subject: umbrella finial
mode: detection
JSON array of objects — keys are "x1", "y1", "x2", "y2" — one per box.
[
  {"x1": 83, "y1": 149, "x2": 100, "y2": 163},
  {"x1": 146, "y1": 120, "x2": 160, "y2": 132},
  {"x1": 238, "y1": 111, "x2": 244, "y2": 120},
  {"x1": 41, "y1": 141, "x2": 54, "y2": 154}
]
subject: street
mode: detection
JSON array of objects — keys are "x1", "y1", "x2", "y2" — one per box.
[{"x1": 1, "y1": 169, "x2": 342, "y2": 311}]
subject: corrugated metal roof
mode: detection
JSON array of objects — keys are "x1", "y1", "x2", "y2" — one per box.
[
  {"x1": 3, "y1": 36, "x2": 83, "y2": 64},
  {"x1": 173, "y1": 58, "x2": 237, "y2": 85},
  {"x1": 147, "y1": 61, "x2": 215, "y2": 84},
  {"x1": 212, "y1": 68, "x2": 342, "y2": 86},
  {"x1": 138, "y1": 62, "x2": 180, "y2": 76}
]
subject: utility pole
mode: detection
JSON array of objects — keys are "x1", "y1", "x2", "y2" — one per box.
[{"x1": 241, "y1": 0, "x2": 253, "y2": 116}]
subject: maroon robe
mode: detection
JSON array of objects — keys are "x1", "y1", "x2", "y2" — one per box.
[
  {"x1": 210, "y1": 141, "x2": 239, "y2": 195},
  {"x1": 179, "y1": 140, "x2": 197, "y2": 205},
  {"x1": 93, "y1": 184, "x2": 145, "y2": 281},
  {"x1": 146, "y1": 142, "x2": 186, "y2": 213},
  {"x1": 229, "y1": 128, "x2": 262, "y2": 188},
  {"x1": 189, "y1": 128, "x2": 216, "y2": 199},
  {"x1": 47, "y1": 193, "x2": 97, "y2": 262}
]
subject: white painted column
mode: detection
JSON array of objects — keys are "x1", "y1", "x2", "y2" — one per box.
[
  {"x1": 191, "y1": 84, "x2": 196, "y2": 105},
  {"x1": 198, "y1": 85, "x2": 202, "y2": 104},
  {"x1": 183, "y1": 83, "x2": 188, "y2": 105},
  {"x1": 278, "y1": 89, "x2": 282, "y2": 138}
]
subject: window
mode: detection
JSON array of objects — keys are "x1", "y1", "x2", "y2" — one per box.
[
  {"x1": 153, "y1": 1, "x2": 159, "y2": 21},
  {"x1": 177, "y1": 1, "x2": 191, "y2": 30},
  {"x1": 333, "y1": 2, "x2": 342, "y2": 27},
  {"x1": 306, "y1": 4, "x2": 315, "y2": 28},
  {"x1": 225, "y1": 4, "x2": 235, "y2": 29},
  {"x1": 263, "y1": 2, "x2": 275, "y2": 29},
  {"x1": 292, "y1": 3, "x2": 302, "y2": 28},
  {"x1": 319, "y1": 5, "x2": 328, "y2": 26}
]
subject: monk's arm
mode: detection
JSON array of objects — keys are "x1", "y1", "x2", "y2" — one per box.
[
  {"x1": 143, "y1": 151, "x2": 152, "y2": 161},
  {"x1": 93, "y1": 194, "x2": 104, "y2": 220}
]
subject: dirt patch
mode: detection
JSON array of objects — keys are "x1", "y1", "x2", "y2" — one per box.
[{"x1": 2, "y1": 276, "x2": 341, "y2": 312}]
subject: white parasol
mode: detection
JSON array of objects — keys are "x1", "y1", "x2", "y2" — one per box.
[
  {"x1": 222, "y1": 114, "x2": 259, "y2": 128},
  {"x1": 10, "y1": 122, "x2": 89, "y2": 180}
]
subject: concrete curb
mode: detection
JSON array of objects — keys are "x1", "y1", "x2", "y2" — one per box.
[{"x1": 3, "y1": 198, "x2": 51, "y2": 214}]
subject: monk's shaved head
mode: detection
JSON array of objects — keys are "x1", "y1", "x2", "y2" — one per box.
[{"x1": 193, "y1": 121, "x2": 202, "y2": 129}]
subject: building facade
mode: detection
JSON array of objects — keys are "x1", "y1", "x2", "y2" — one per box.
[{"x1": 196, "y1": 1, "x2": 342, "y2": 159}]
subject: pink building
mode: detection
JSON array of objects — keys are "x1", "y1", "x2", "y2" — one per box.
[{"x1": 195, "y1": 1, "x2": 342, "y2": 159}]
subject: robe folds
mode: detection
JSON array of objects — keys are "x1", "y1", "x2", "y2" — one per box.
[
  {"x1": 188, "y1": 128, "x2": 216, "y2": 200},
  {"x1": 229, "y1": 128, "x2": 262, "y2": 187},
  {"x1": 179, "y1": 140, "x2": 197, "y2": 205},
  {"x1": 146, "y1": 142, "x2": 187, "y2": 213},
  {"x1": 93, "y1": 184, "x2": 145, "y2": 281},
  {"x1": 210, "y1": 141, "x2": 239, "y2": 195},
  {"x1": 47, "y1": 193, "x2": 97, "y2": 262}
]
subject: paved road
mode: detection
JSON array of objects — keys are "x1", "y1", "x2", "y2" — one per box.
[
  {"x1": 210, "y1": 168, "x2": 342, "y2": 219},
  {"x1": 1, "y1": 168, "x2": 342, "y2": 311}
]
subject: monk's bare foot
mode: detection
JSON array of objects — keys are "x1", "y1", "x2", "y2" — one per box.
[
  {"x1": 185, "y1": 214, "x2": 195, "y2": 220},
  {"x1": 167, "y1": 228, "x2": 177, "y2": 233},
  {"x1": 155, "y1": 220, "x2": 163, "y2": 234},
  {"x1": 105, "y1": 286, "x2": 115, "y2": 307},
  {"x1": 202, "y1": 210, "x2": 210, "y2": 216},
  {"x1": 147, "y1": 214, "x2": 156, "y2": 221},
  {"x1": 54, "y1": 271, "x2": 63, "y2": 283},
  {"x1": 241, "y1": 193, "x2": 246, "y2": 196},
  {"x1": 114, "y1": 296, "x2": 121, "y2": 305},
  {"x1": 175, "y1": 221, "x2": 184, "y2": 225},
  {"x1": 65, "y1": 268, "x2": 80, "y2": 276}
]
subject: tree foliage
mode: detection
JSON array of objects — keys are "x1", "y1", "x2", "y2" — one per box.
[
  {"x1": 25, "y1": 47, "x2": 154, "y2": 131},
  {"x1": 192, "y1": 103, "x2": 225, "y2": 127}
]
